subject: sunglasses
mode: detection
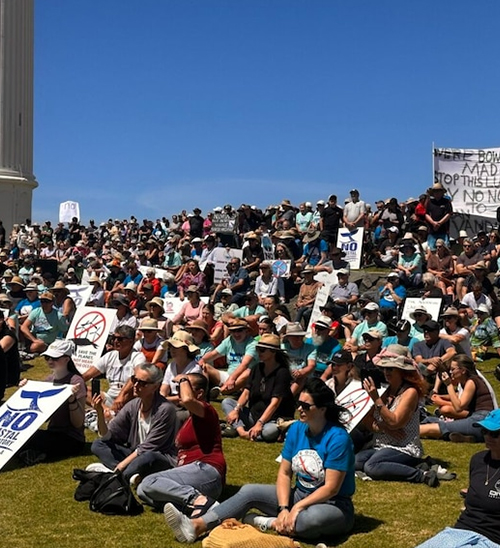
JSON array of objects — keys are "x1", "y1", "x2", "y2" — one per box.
[
  {"x1": 113, "y1": 335, "x2": 132, "y2": 342},
  {"x1": 481, "y1": 428, "x2": 500, "y2": 438},
  {"x1": 296, "y1": 400, "x2": 316, "y2": 411},
  {"x1": 131, "y1": 375, "x2": 154, "y2": 388},
  {"x1": 230, "y1": 328, "x2": 246, "y2": 333},
  {"x1": 40, "y1": 299, "x2": 52, "y2": 303}
]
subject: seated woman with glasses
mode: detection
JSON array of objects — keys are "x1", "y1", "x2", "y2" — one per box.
[
  {"x1": 17, "y1": 340, "x2": 86, "y2": 466},
  {"x1": 163, "y1": 377, "x2": 355, "y2": 544},
  {"x1": 219, "y1": 334, "x2": 295, "y2": 441},
  {"x1": 415, "y1": 409, "x2": 500, "y2": 548},
  {"x1": 89, "y1": 362, "x2": 177, "y2": 482}
]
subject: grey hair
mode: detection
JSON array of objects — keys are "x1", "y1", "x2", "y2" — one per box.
[
  {"x1": 135, "y1": 362, "x2": 163, "y2": 384},
  {"x1": 115, "y1": 325, "x2": 136, "y2": 340},
  {"x1": 463, "y1": 238, "x2": 474, "y2": 246},
  {"x1": 422, "y1": 273, "x2": 436, "y2": 286}
]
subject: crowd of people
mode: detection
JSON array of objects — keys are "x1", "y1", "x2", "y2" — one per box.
[{"x1": 1, "y1": 183, "x2": 500, "y2": 546}]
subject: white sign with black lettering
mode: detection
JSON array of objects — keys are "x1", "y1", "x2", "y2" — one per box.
[{"x1": 337, "y1": 227, "x2": 364, "y2": 270}]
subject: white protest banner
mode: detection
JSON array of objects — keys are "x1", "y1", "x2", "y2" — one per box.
[
  {"x1": 401, "y1": 297, "x2": 442, "y2": 323},
  {"x1": 162, "y1": 296, "x2": 210, "y2": 320},
  {"x1": 271, "y1": 260, "x2": 291, "y2": 278},
  {"x1": 59, "y1": 201, "x2": 80, "y2": 223},
  {"x1": 434, "y1": 147, "x2": 500, "y2": 219},
  {"x1": 66, "y1": 284, "x2": 93, "y2": 309},
  {"x1": 335, "y1": 380, "x2": 387, "y2": 433},
  {"x1": 66, "y1": 306, "x2": 116, "y2": 373},
  {"x1": 212, "y1": 248, "x2": 243, "y2": 283},
  {"x1": 337, "y1": 227, "x2": 364, "y2": 270},
  {"x1": 0, "y1": 380, "x2": 73, "y2": 469},
  {"x1": 262, "y1": 234, "x2": 274, "y2": 261},
  {"x1": 305, "y1": 271, "x2": 342, "y2": 336}
]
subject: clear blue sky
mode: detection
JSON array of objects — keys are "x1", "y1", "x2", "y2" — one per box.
[{"x1": 32, "y1": 1, "x2": 500, "y2": 224}]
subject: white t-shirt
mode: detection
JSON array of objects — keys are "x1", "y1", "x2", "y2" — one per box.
[
  {"x1": 161, "y1": 359, "x2": 202, "y2": 395},
  {"x1": 344, "y1": 201, "x2": 366, "y2": 225},
  {"x1": 95, "y1": 350, "x2": 146, "y2": 400}
]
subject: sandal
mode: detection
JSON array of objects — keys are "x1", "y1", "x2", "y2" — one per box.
[{"x1": 189, "y1": 497, "x2": 219, "y2": 518}]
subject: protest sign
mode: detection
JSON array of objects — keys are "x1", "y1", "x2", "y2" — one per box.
[
  {"x1": 162, "y1": 296, "x2": 210, "y2": 320},
  {"x1": 335, "y1": 380, "x2": 387, "y2": 432},
  {"x1": 212, "y1": 213, "x2": 237, "y2": 234},
  {"x1": 66, "y1": 307, "x2": 116, "y2": 373},
  {"x1": 139, "y1": 265, "x2": 169, "y2": 281},
  {"x1": 401, "y1": 297, "x2": 442, "y2": 322},
  {"x1": 271, "y1": 260, "x2": 291, "y2": 278},
  {"x1": 305, "y1": 272, "x2": 339, "y2": 336},
  {"x1": 212, "y1": 248, "x2": 243, "y2": 283},
  {"x1": 0, "y1": 380, "x2": 73, "y2": 469},
  {"x1": 66, "y1": 284, "x2": 93, "y2": 308},
  {"x1": 262, "y1": 234, "x2": 274, "y2": 261},
  {"x1": 337, "y1": 227, "x2": 364, "y2": 270},
  {"x1": 59, "y1": 201, "x2": 80, "y2": 223},
  {"x1": 434, "y1": 147, "x2": 500, "y2": 219}
]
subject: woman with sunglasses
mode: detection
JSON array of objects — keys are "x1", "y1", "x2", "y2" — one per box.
[
  {"x1": 415, "y1": 409, "x2": 500, "y2": 547},
  {"x1": 90, "y1": 362, "x2": 177, "y2": 482},
  {"x1": 164, "y1": 377, "x2": 355, "y2": 544},
  {"x1": 420, "y1": 354, "x2": 495, "y2": 443},
  {"x1": 220, "y1": 333, "x2": 295, "y2": 441},
  {"x1": 17, "y1": 340, "x2": 86, "y2": 465},
  {"x1": 356, "y1": 347, "x2": 437, "y2": 486}
]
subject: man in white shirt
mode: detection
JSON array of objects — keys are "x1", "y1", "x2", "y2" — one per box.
[{"x1": 343, "y1": 189, "x2": 367, "y2": 229}]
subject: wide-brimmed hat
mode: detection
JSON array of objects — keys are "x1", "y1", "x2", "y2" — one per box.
[
  {"x1": 50, "y1": 281, "x2": 69, "y2": 294},
  {"x1": 88, "y1": 273, "x2": 102, "y2": 285},
  {"x1": 301, "y1": 265, "x2": 315, "y2": 275},
  {"x1": 221, "y1": 288, "x2": 233, "y2": 296},
  {"x1": 362, "y1": 302, "x2": 380, "y2": 312},
  {"x1": 283, "y1": 322, "x2": 307, "y2": 337},
  {"x1": 39, "y1": 291, "x2": 55, "y2": 302},
  {"x1": 362, "y1": 329, "x2": 382, "y2": 341},
  {"x1": 0, "y1": 293, "x2": 12, "y2": 305},
  {"x1": 475, "y1": 303, "x2": 491, "y2": 315},
  {"x1": 228, "y1": 319, "x2": 249, "y2": 331},
  {"x1": 124, "y1": 282, "x2": 137, "y2": 294},
  {"x1": 303, "y1": 228, "x2": 321, "y2": 243},
  {"x1": 430, "y1": 182, "x2": 446, "y2": 192},
  {"x1": 337, "y1": 268, "x2": 349, "y2": 276},
  {"x1": 441, "y1": 306, "x2": 459, "y2": 318},
  {"x1": 9, "y1": 276, "x2": 25, "y2": 287},
  {"x1": 111, "y1": 294, "x2": 130, "y2": 308},
  {"x1": 410, "y1": 307, "x2": 430, "y2": 320},
  {"x1": 146, "y1": 296, "x2": 165, "y2": 313},
  {"x1": 186, "y1": 319, "x2": 210, "y2": 337},
  {"x1": 1, "y1": 269, "x2": 14, "y2": 279},
  {"x1": 244, "y1": 231, "x2": 260, "y2": 241},
  {"x1": 314, "y1": 315, "x2": 332, "y2": 329},
  {"x1": 25, "y1": 283, "x2": 39, "y2": 292},
  {"x1": 376, "y1": 353, "x2": 417, "y2": 371},
  {"x1": 256, "y1": 333, "x2": 282, "y2": 351},
  {"x1": 42, "y1": 339, "x2": 74, "y2": 359},
  {"x1": 185, "y1": 285, "x2": 200, "y2": 294},
  {"x1": 139, "y1": 318, "x2": 161, "y2": 331},
  {"x1": 473, "y1": 409, "x2": 500, "y2": 432},
  {"x1": 166, "y1": 331, "x2": 199, "y2": 353}
]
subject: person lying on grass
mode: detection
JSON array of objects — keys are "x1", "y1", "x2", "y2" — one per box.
[{"x1": 163, "y1": 377, "x2": 356, "y2": 544}]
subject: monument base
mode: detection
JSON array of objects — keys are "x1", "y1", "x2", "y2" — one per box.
[{"x1": 0, "y1": 173, "x2": 38, "y2": 236}]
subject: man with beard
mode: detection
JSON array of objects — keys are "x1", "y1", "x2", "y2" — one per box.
[{"x1": 304, "y1": 315, "x2": 342, "y2": 374}]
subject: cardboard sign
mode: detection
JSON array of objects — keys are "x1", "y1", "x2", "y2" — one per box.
[
  {"x1": 0, "y1": 380, "x2": 73, "y2": 469},
  {"x1": 66, "y1": 284, "x2": 93, "y2": 309},
  {"x1": 401, "y1": 297, "x2": 442, "y2": 322},
  {"x1": 212, "y1": 248, "x2": 243, "y2": 283},
  {"x1": 59, "y1": 201, "x2": 80, "y2": 223},
  {"x1": 66, "y1": 307, "x2": 117, "y2": 373},
  {"x1": 212, "y1": 212, "x2": 237, "y2": 234},
  {"x1": 305, "y1": 270, "x2": 341, "y2": 336},
  {"x1": 337, "y1": 227, "x2": 364, "y2": 270},
  {"x1": 335, "y1": 380, "x2": 387, "y2": 433}
]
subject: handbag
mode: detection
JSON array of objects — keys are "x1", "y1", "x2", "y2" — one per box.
[
  {"x1": 201, "y1": 519, "x2": 300, "y2": 548},
  {"x1": 88, "y1": 471, "x2": 143, "y2": 516}
]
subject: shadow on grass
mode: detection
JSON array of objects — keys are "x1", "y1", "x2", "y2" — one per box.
[{"x1": 330, "y1": 514, "x2": 384, "y2": 545}]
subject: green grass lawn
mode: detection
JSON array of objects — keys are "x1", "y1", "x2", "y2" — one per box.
[{"x1": 1, "y1": 356, "x2": 498, "y2": 548}]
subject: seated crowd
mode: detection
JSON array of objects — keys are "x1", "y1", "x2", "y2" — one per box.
[{"x1": 1, "y1": 183, "x2": 500, "y2": 547}]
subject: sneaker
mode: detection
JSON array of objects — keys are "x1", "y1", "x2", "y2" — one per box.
[
  {"x1": 423, "y1": 470, "x2": 440, "y2": 488},
  {"x1": 243, "y1": 513, "x2": 275, "y2": 532},
  {"x1": 449, "y1": 433, "x2": 476, "y2": 444},
  {"x1": 129, "y1": 473, "x2": 142, "y2": 488},
  {"x1": 431, "y1": 464, "x2": 457, "y2": 481},
  {"x1": 163, "y1": 503, "x2": 197, "y2": 543},
  {"x1": 209, "y1": 386, "x2": 221, "y2": 401},
  {"x1": 18, "y1": 449, "x2": 46, "y2": 466},
  {"x1": 221, "y1": 424, "x2": 238, "y2": 438},
  {"x1": 85, "y1": 462, "x2": 114, "y2": 474}
]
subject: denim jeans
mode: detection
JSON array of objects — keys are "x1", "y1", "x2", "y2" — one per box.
[
  {"x1": 415, "y1": 527, "x2": 500, "y2": 548},
  {"x1": 221, "y1": 398, "x2": 280, "y2": 442},
  {"x1": 137, "y1": 461, "x2": 223, "y2": 511},
  {"x1": 203, "y1": 483, "x2": 354, "y2": 541},
  {"x1": 91, "y1": 438, "x2": 175, "y2": 480},
  {"x1": 355, "y1": 447, "x2": 423, "y2": 483}
]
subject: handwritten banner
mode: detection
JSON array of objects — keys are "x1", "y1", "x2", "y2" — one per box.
[{"x1": 434, "y1": 147, "x2": 500, "y2": 219}]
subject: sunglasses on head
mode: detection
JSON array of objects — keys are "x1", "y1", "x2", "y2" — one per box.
[
  {"x1": 131, "y1": 375, "x2": 154, "y2": 388},
  {"x1": 295, "y1": 400, "x2": 316, "y2": 411},
  {"x1": 481, "y1": 428, "x2": 500, "y2": 438}
]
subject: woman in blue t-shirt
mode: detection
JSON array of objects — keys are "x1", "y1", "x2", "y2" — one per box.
[{"x1": 163, "y1": 377, "x2": 356, "y2": 544}]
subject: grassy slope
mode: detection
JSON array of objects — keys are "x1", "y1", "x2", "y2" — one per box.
[{"x1": 0, "y1": 357, "x2": 498, "y2": 548}]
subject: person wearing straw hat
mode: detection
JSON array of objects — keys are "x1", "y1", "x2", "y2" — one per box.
[
  {"x1": 14, "y1": 282, "x2": 40, "y2": 323},
  {"x1": 145, "y1": 296, "x2": 172, "y2": 339},
  {"x1": 186, "y1": 319, "x2": 214, "y2": 360},
  {"x1": 355, "y1": 346, "x2": 437, "y2": 486},
  {"x1": 415, "y1": 409, "x2": 500, "y2": 547},
  {"x1": 296, "y1": 227, "x2": 328, "y2": 269},
  {"x1": 281, "y1": 322, "x2": 317, "y2": 395},
  {"x1": 172, "y1": 285, "x2": 205, "y2": 328},
  {"x1": 86, "y1": 273, "x2": 105, "y2": 307},
  {"x1": 408, "y1": 306, "x2": 432, "y2": 341},
  {"x1": 17, "y1": 340, "x2": 86, "y2": 466},
  {"x1": 6, "y1": 275, "x2": 26, "y2": 309},
  {"x1": 50, "y1": 280, "x2": 76, "y2": 325},
  {"x1": 20, "y1": 291, "x2": 69, "y2": 353},
  {"x1": 134, "y1": 318, "x2": 165, "y2": 364},
  {"x1": 220, "y1": 333, "x2": 295, "y2": 442}
]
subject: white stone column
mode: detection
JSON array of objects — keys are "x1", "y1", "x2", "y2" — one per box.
[{"x1": 0, "y1": 0, "x2": 37, "y2": 235}]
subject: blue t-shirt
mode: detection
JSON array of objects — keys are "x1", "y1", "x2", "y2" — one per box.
[
  {"x1": 378, "y1": 285, "x2": 406, "y2": 309},
  {"x1": 281, "y1": 341, "x2": 317, "y2": 371},
  {"x1": 215, "y1": 335, "x2": 258, "y2": 374},
  {"x1": 305, "y1": 336, "x2": 342, "y2": 373},
  {"x1": 123, "y1": 272, "x2": 143, "y2": 285},
  {"x1": 302, "y1": 239, "x2": 328, "y2": 266},
  {"x1": 282, "y1": 421, "x2": 355, "y2": 498}
]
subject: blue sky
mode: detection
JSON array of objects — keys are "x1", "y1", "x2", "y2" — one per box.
[{"x1": 32, "y1": 1, "x2": 500, "y2": 223}]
